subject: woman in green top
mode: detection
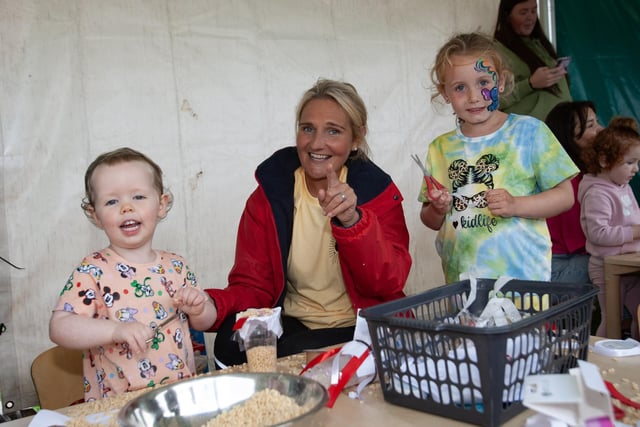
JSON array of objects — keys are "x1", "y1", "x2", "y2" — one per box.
[{"x1": 493, "y1": 0, "x2": 572, "y2": 120}]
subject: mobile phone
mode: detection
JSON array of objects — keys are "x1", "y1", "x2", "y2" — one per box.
[{"x1": 556, "y1": 56, "x2": 571, "y2": 69}]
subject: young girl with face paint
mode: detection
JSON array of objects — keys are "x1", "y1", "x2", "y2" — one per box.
[{"x1": 418, "y1": 33, "x2": 579, "y2": 283}]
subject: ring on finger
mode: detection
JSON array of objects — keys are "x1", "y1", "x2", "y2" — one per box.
[{"x1": 339, "y1": 192, "x2": 346, "y2": 202}]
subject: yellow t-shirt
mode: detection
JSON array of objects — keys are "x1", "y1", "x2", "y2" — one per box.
[{"x1": 283, "y1": 167, "x2": 356, "y2": 329}]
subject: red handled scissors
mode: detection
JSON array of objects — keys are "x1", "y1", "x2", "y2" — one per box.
[{"x1": 411, "y1": 153, "x2": 446, "y2": 200}]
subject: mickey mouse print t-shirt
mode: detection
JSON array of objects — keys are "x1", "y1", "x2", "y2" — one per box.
[
  {"x1": 53, "y1": 249, "x2": 198, "y2": 401},
  {"x1": 419, "y1": 113, "x2": 579, "y2": 283}
]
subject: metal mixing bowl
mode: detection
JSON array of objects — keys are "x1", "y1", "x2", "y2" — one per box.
[{"x1": 117, "y1": 372, "x2": 328, "y2": 427}]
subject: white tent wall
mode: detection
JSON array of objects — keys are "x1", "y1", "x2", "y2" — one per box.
[{"x1": 0, "y1": 0, "x2": 499, "y2": 412}]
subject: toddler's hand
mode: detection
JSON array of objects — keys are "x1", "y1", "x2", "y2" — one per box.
[
  {"x1": 486, "y1": 189, "x2": 516, "y2": 217},
  {"x1": 112, "y1": 321, "x2": 154, "y2": 355},
  {"x1": 174, "y1": 287, "x2": 209, "y2": 317}
]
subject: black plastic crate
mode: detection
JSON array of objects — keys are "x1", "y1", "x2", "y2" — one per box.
[{"x1": 360, "y1": 279, "x2": 598, "y2": 427}]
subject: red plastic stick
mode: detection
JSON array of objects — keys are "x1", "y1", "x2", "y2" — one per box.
[{"x1": 606, "y1": 380, "x2": 640, "y2": 410}]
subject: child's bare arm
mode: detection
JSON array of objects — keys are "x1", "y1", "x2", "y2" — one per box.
[
  {"x1": 420, "y1": 203, "x2": 445, "y2": 230},
  {"x1": 486, "y1": 179, "x2": 574, "y2": 219},
  {"x1": 174, "y1": 287, "x2": 217, "y2": 331},
  {"x1": 49, "y1": 310, "x2": 154, "y2": 355}
]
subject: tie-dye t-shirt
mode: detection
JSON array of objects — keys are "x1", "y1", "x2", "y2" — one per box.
[
  {"x1": 53, "y1": 249, "x2": 198, "y2": 401},
  {"x1": 418, "y1": 114, "x2": 579, "y2": 283}
]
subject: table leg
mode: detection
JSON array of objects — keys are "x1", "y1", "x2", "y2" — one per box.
[{"x1": 603, "y1": 272, "x2": 622, "y2": 339}]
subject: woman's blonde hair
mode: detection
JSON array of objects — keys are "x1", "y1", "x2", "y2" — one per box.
[
  {"x1": 295, "y1": 79, "x2": 370, "y2": 161},
  {"x1": 81, "y1": 147, "x2": 173, "y2": 223},
  {"x1": 431, "y1": 32, "x2": 514, "y2": 102}
]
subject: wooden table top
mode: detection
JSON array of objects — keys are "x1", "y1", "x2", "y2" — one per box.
[
  {"x1": 605, "y1": 252, "x2": 640, "y2": 267},
  {"x1": 6, "y1": 337, "x2": 640, "y2": 427}
]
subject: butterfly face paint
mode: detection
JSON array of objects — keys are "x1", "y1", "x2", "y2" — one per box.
[{"x1": 474, "y1": 58, "x2": 499, "y2": 112}]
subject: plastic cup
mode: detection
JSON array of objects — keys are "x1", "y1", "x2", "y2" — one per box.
[{"x1": 245, "y1": 331, "x2": 277, "y2": 372}]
